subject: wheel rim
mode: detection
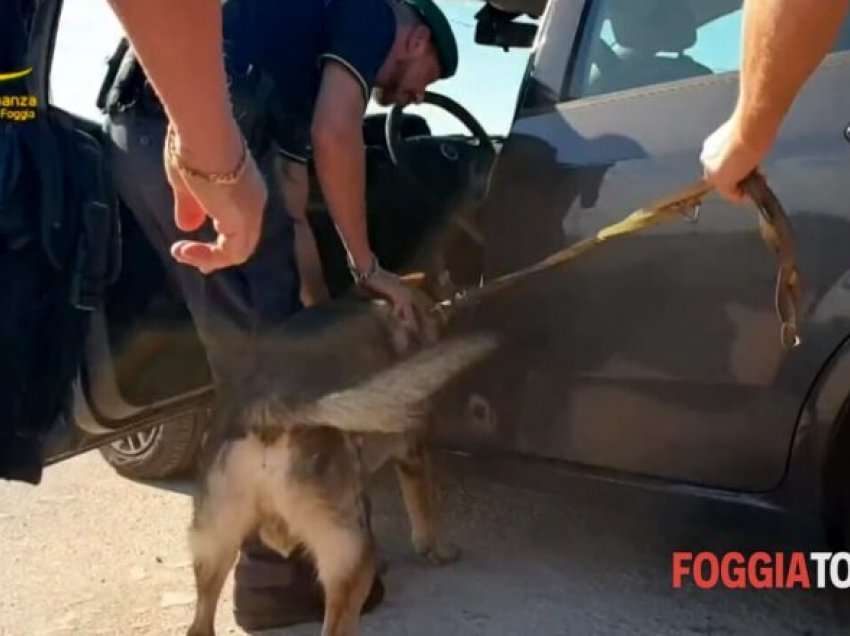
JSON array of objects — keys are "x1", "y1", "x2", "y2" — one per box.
[{"x1": 110, "y1": 426, "x2": 161, "y2": 457}]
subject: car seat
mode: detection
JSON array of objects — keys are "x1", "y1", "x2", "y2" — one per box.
[{"x1": 587, "y1": 0, "x2": 713, "y2": 96}]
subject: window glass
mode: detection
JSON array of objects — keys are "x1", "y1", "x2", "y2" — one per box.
[
  {"x1": 571, "y1": 0, "x2": 850, "y2": 99},
  {"x1": 49, "y1": 0, "x2": 123, "y2": 120},
  {"x1": 366, "y1": 0, "x2": 531, "y2": 136}
]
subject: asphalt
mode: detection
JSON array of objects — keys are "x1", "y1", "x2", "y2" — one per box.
[{"x1": 0, "y1": 450, "x2": 847, "y2": 636}]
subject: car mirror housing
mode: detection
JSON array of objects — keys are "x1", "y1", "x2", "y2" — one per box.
[{"x1": 474, "y1": 5, "x2": 538, "y2": 51}]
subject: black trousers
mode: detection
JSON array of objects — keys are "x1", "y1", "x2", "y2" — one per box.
[{"x1": 105, "y1": 109, "x2": 302, "y2": 386}]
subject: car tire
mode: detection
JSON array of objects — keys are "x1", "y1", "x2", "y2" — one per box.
[{"x1": 99, "y1": 410, "x2": 206, "y2": 480}]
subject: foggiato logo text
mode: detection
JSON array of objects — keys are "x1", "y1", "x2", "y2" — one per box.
[{"x1": 673, "y1": 552, "x2": 850, "y2": 589}]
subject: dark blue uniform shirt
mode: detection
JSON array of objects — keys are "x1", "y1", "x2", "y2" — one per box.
[{"x1": 222, "y1": 0, "x2": 397, "y2": 162}]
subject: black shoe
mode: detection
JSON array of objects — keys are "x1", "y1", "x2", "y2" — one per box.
[{"x1": 233, "y1": 541, "x2": 385, "y2": 632}]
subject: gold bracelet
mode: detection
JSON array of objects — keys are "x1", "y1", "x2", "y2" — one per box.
[{"x1": 165, "y1": 124, "x2": 248, "y2": 186}]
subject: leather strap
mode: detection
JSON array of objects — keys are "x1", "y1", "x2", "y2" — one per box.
[
  {"x1": 435, "y1": 173, "x2": 802, "y2": 350},
  {"x1": 742, "y1": 173, "x2": 801, "y2": 349}
]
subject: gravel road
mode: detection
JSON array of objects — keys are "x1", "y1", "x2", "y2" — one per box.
[{"x1": 0, "y1": 451, "x2": 846, "y2": 636}]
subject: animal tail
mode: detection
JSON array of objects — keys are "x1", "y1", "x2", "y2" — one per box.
[{"x1": 297, "y1": 333, "x2": 498, "y2": 434}]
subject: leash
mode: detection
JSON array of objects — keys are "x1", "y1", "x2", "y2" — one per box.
[{"x1": 434, "y1": 172, "x2": 802, "y2": 351}]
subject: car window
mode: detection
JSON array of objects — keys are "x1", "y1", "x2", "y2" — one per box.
[
  {"x1": 367, "y1": 0, "x2": 531, "y2": 136},
  {"x1": 570, "y1": 0, "x2": 850, "y2": 99},
  {"x1": 49, "y1": 0, "x2": 123, "y2": 121}
]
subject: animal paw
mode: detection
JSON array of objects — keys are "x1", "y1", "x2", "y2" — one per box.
[{"x1": 414, "y1": 538, "x2": 461, "y2": 566}]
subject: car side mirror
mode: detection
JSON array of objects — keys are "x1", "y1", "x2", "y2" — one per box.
[{"x1": 474, "y1": 5, "x2": 538, "y2": 51}]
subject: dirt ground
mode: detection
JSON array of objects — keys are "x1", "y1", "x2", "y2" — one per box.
[{"x1": 0, "y1": 450, "x2": 846, "y2": 636}]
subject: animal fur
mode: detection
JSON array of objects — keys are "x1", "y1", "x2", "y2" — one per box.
[{"x1": 186, "y1": 295, "x2": 496, "y2": 636}]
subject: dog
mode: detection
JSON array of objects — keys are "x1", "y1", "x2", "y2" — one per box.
[{"x1": 186, "y1": 292, "x2": 496, "y2": 636}]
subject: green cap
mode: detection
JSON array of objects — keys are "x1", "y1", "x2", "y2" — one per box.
[{"x1": 402, "y1": 0, "x2": 459, "y2": 78}]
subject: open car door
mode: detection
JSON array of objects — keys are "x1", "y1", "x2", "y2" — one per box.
[{"x1": 1, "y1": 0, "x2": 119, "y2": 484}]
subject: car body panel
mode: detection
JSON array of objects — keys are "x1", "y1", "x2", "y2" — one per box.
[{"x1": 432, "y1": 1, "x2": 850, "y2": 492}]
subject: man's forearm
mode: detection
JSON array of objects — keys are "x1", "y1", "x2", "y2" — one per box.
[
  {"x1": 735, "y1": 0, "x2": 849, "y2": 151},
  {"x1": 311, "y1": 130, "x2": 373, "y2": 273},
  {"x1": 107, "y1": 0, "x2": 241, "y2": 172}
]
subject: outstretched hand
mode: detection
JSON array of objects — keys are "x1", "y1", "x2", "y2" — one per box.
[{"x1": 164, "y1": 128, "x2": 267, "y2": 274}]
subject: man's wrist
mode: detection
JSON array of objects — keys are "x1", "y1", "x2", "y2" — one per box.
[
  {"x1": 166, "y1": 125, "x2": 249, "y2": 186},
  {"x1": 172, "y1": 108, "x2": 244, "y2": 175},
  {"x1": 347, "y1": 246, "x2": 376, "y2": 275},
  {"x1": 730, "y1": 106, "x2": 778, "y2": 162},
  {"x1": 348, "y1": 251, "x2": 379, "y2": 285}
]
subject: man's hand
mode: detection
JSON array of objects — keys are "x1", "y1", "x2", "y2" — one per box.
[
  {"x1": 165, "y1": 129, "x2": 267, "y2": 274},
  {"x1": 701, "y1": 0, "x2": 850, "y2": 203},
  {"x1": 700, "y1": 117, "x2": 769, "y2": 204},
  {"x1": 360, "y1": 266, "x2": 433, "y2": 334}
]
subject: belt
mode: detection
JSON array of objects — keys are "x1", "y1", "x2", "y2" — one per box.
[{"x1": 435, "y1": 172, "x2": 802, "y2": 351}]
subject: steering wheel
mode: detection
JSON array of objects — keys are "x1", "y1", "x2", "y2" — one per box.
[
  {"x1": 383, "y1": 92, "x2": 495, "y2": 300},
  {"x1": 385, "y1": 91, "x2": 495, "y2": 168}
]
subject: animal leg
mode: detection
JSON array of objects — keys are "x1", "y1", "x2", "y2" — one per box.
[
  {"x1": 187, "y1": 443, "x2": 256, "y2": 636},
  {"x1": 296, "y1": 512, "x2": 375, "y2": 636},
  {"x1": 395, "y1": 440, "x2": 459, "y2": 565},
  {"x1": 186, "y1": 514, "x2": 242, "y2": 636}
]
